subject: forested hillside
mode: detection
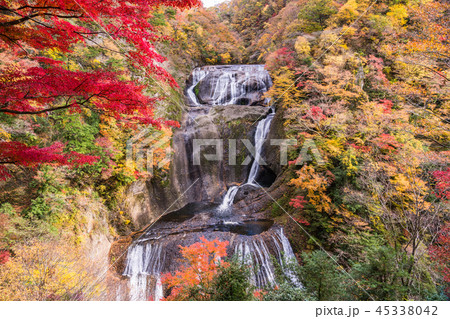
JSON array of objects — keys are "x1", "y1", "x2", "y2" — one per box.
[
  {"x1": 212, "y1": 0, "x2": 450, "y2": 300},
  {"x1": 0, "y1": 0, "x2": 449, "y2": 301}
]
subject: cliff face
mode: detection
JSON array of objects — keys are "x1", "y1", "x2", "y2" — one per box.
[
  {"x1": 112, "y1": 64, "x2": 303, "y2": 300},
  {"x1": 122, "y1": 65, "x2": 282, "y2": 228}
]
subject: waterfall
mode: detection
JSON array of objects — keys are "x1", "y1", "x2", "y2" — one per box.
[
  {"x1": 247, "y1": 110, "x2": 275, "y2": 185},
  {"x1": 218, "y1": 185, "x2": 240, "y2": 211},
  {"x1": 186, "y1": 68, "x2": 207, "y2": 106},
  {"x1": 186, "y1": 65, "x2": 272, "y2": 106},
  {"x1": 123, "y1": 243, "x2": 165, "y2": 301},
  {"x1": 121, "y1": 65, "x2": 301, "y2": 301},
  {"x1": 218, "y1": 108, "x2": 275, "y2": 211},
  {"x1": 234, "y1": 228, "x2": 301, "y2": 288},
  {"x1": 272, "y1": 228, "x2": 302, "y2": 287}
]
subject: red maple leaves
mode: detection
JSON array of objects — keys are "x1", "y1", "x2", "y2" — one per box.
[
  {"x1": 302, "y1": 106, "x2": 326, "y2": 121},
  {"x1": 161, "y1": 237, "x2": 229, "y2": 301},
  {"x1": 0, "y1": 0, "x2": 200, "y2": 179},
  {"x1": 0, "y1": 141, "x2": 98, "y2": 180},
  {"x1": 429, "y1": 224, "x2": 450, "y2": 296},
  {"x1": 433, "y1": 167, "x2": 450, "y2": 200},
  {"x1": 289, "y1": 195, "x2": 310, "y2": 225},
  {"x1": 0, "y1": 250, "x2": 10, "y2": 264}
]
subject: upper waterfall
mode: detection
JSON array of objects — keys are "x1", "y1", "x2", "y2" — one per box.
[{"x1": 186, "y1": 65, "x2": 272, "y2": 106}]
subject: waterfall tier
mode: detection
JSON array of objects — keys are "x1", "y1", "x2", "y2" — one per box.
[
  {"x1": 124, "y1": 224, "x2": 298, "y2": 300},
  {"x1": 186, "y1": 65, "x2": 272, "y2": 106}
]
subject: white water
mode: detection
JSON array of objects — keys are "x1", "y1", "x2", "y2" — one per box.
[
  {"x1": 186, "y1": 68, "x2": 207, "y2": 106},
  {"x1": 186, "y1": 65, "x2": 272, "y2": 106},
  {"x1": 247, "y1": 111, "x2": 275, "y2": 185},
  {"x1": 272, "y1": 228, "x2": 302, "y2": 287},
  {"x1": 123, "y1": 243, "x2": 165, "y2": 301},
  {"x1": 234, "y1": 228, "x2": 300, "y2": 287},
  {"x1": 218, "y1": 185, "x2": 240, "y2": 211},
  {"x1": 218, "y1": 107, "x2": 275, "y2": 211}
]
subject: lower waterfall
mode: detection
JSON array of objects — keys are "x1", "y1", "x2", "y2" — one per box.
[{"x1": 123, "y1": 227, "x2": 300, "y2": 300}]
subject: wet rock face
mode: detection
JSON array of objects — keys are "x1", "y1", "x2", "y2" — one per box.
[
  {"x1": 123, "y1": 104, "x2": 271, "y2": 227},
  {"x1": 186, "y1": 65, "x2": 272, "y2": 107}
]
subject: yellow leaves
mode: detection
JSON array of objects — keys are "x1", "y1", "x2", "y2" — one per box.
[
  {"x1": 393, "y1": 60, "x2": 429, "y2": 83},
  {"x1": 196, "y1": 25, "x2": 204, "y2": 37},
  {"x1": 294, "y1": 36, "x2": 311, "y2": 56},
  {"x1": 341, "y1": 148, "x2": 358, "y2": 176},
  {"x1": 205, "y1": 57, "x2": 218, "y2": 64},
  {"x1": 315, "y1": 31, "x2": 346, "y2": 57},
  {"x1": 219, "y1": 52, "x2": 232, "y2": 64},
  {"x1": 0, "y1": 240, "x2": 104, "y2": 300},
  {"x1": 331, "y1": 205, "x2": 370, "y2": 230},
  {"x1": 393, "y1": 170, "x2": 428, "y2": 194},
  {"x1": 290, "y1": 165, "x2": 332, "y2": 213},
  {"x1": 323, "y1": 138, "x2": 344, "y2": 157},
  {"x1": 390, "y1": 171, "x2": 430, "y2": 214},
  {"x1": 45, "y1": 47, "x2": 64, "y2": 61},
  {"x1": 331, "y1": 0, "x2": 360, "y2": 25},
  {"x1": 392, "y1": 173, "x2": 411, "y2": 193},
  {"x1": 0, "y1": 126, "x2": 10, "y2": 140},
  {"x1": 266, "y1": 67, "x2": 305, "y2": 109},
  {"x1": 387, "y1": 4, "x2": 408, "y2": 27}
]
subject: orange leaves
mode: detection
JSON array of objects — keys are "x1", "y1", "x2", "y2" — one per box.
[
  {"x1": 290, "y1": 165, "x2": 332, "y2": 214},
  {"x1": 161, "y1": 237, "x2": 229, "y2": 301},
  {"x1": 371, "y1": 134, "x2": 403, "y2": 158}
]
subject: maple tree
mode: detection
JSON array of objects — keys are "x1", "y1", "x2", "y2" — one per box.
[
  {"x1": 0, "y1": 141, "x2": 98, "y2": 179},
  {"x1": 433, "y1": 168, "x2": 450, "y2": 200},
  {"x1": 0, "y1": 249, "x2": 9, "y2": 264},
  {"x1": 0, "y1": 0, "x2": 200, "y2": 179},
  {"x1": 289, "y1": 195, "x2": 309, "y2": 225},
  {"x1": 162, "y1": 236, "x2": 229, "y2": 301}
]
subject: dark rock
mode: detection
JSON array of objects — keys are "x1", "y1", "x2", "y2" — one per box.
[{"x1": 255, "y1": 166, "x2": 277, "y2": 187}]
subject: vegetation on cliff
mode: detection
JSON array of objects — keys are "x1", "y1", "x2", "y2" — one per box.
[{"x1": 0, "y1": 0, "x2": 449, "y2": 301}]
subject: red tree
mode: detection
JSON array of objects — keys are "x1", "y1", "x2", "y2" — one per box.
[
  {"x1": 289, "y1": 195, "x2": 310, "y2": 225},
  {"x1": 433, "y1": 167, "x2": 450, "y2": 200},
  {"x1": 429, "y1": 224, "x2": 450, "y2": 297},
  {"x1": 0, "y1": 250, "x2": 10, "y2": 264},
  {"x1": 162, "y1": 237, "x2": 229, "y2": 301},
  {"x1": 0, "y1": 141, "x2": 98, "y2": 179},
  {"x1": 0, "y1": 0, "x2": 200, "y2": 178}
]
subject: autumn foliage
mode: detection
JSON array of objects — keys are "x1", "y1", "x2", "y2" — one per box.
[
  {"x1": 0, "y1": 141, "x2": 98, "y2": 179},
  {"x1": 0, "y1": 0, "x2": 200, "y2": 179},
  {"x1": 162, "y1": 237, "x2": 229, "y2": 301},
  {"x1": 429, "y1": 224, "x2": 450, "y2": 297}
]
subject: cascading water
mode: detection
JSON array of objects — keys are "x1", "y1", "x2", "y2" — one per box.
[
  {"x1": 186, "y1": 65, "x2": 272, "y2": 106},
  {"x1": 123, "y1": 243, "x2": 165, "y2": 301},
  {"x1": 218, "y1": 106, "x2": 275, "y2": 212},
  {"x1": 186, "y1": 68, "x2": 207, "y2": 106},
  {"x1": 219, "y1": 108, "x2": 275, "y2": 212},
  {"x1": 121, "y1": 65, "x2": 301, "y2": 301}
]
